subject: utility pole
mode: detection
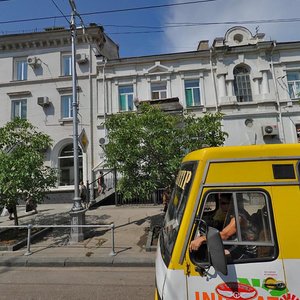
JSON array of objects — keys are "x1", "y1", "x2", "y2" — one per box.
[{"x1": 68, "y1": 0, "x2": 85, "y2": 243}]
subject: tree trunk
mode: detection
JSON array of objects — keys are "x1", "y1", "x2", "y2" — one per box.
[{"x1": 13, "y1": 204, "x2": 18, "y2": 226}]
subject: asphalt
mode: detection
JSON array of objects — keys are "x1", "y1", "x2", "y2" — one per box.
[{"x1": 0, "y1": 202, "x2": 164, "y2": 268}]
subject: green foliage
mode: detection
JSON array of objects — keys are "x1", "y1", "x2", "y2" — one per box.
[
  {"x1": 0, "y1": 118, "x2": 57, "y2": 224},
  {"x1": 104, "y1": 104, "x2": 228, "y2": 200}
]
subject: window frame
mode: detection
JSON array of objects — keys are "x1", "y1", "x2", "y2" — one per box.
[
  {"x1": 61, "y1": 95, "x2": 73, "y2": 119},
  {"x1": 118, "y1": 85, "x2": 134, "y2": 112},
  {"x1": 151, "y1": 82, "x2": 167, "y2": 100},
  {"x1": 14, "y1": 58, "x2": 28, "y2": 81},
  {"x1": 11, "y1": 99, "x2": 27, "y2": 120},
  {"x1": 160, "y1": 161, "x2": 198, "y2": 266},
  {"x1": 233, "y1": 66, "x2": 253, "y2": 102},
  {"x1": 61, "y1": 53, "x2": 72, "y2": 76},
  {"x1": 190, "y1": 189, "x2": 278, "y2": 265},
  {"x1": 287, "y1": 71, "x2": 300, "y2": 99},
  {"x1": 184, "y1": 79, "x2": 201, "y2": 107}
]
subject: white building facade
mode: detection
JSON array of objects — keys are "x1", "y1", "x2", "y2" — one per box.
[
  {"x1": 0, "y1": 26, "x2": 119, "y2": 201},
  {"x1": 1, "y1": 26, "x2": 300, "y2": 201},
  {"x1": 95, "y1": 26, "x2": 300, "y2": 165}
]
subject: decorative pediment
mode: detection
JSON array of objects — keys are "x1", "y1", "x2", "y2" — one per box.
[
  {"x1": 7, "y1": 91, "x2": 32, "y2": 98},
  {"x1": 143, "y1": 61, "x2": 173, "y2": 75},
  {"x1": 57, "y1": 86, "x2": 81, "y2": 94},
  {"x1": 213, "y1": 26, "x2": 265, "y2": 48}
]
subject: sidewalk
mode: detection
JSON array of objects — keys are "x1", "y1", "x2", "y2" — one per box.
[{"x1": 0, "y1": 203, "x2": 164, "y2": 267}]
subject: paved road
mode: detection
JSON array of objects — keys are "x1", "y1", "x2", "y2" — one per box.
[{"x1": 0, "y1": 266, "x2": 156, "y2": 299}]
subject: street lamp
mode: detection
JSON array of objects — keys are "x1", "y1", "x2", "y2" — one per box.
[{"x1": 69, "y1": 0, "x2": 85, "y2": 243}]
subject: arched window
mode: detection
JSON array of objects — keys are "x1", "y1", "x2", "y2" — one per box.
[
  {"x1": 233, "y1": 65, "x2": 252, "y2": 102},
  {"x1": 58, "y1": 144, "x2": 83, "y2": 186}
]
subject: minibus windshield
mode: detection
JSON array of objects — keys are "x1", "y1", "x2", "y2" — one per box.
[{"x1": 160, "y1": 161, "x2": 197, "y2": 265}]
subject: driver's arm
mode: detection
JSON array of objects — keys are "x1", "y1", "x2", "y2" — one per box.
[{"x1": 189, "y1": 217, "x2": 237, "y2": 252}]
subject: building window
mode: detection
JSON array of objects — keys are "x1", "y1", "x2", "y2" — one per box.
[
  {"x1": 119, "y1": 85, "x2": 134, "y2": 111},
  {"x1": 11, "y1": 99, "x2": 27, "y2": 119},
  {"x1": 185, "y1": 79, "x2": 201, "y2": 107},
  {"x1": 61, "y1": 95, "x2": 73, "y2": 119},
  {"x1": 62, "y1": 54, "x2": 72, "y2": 76},
  {"x1": 14, "y1": 58, "x2": 28, "y2": 81},
  {"x1": 58, "y1": 144, "x2": 83, "y2": 186},
  {"x1": 151, "y1": 82, "x2": 167, "y2": 100},
  {"x1": 233, "y1": 65, "x2": 252, "y2": 102},
  {"x1": 287, "y1": 71, "x2": 300, "y2": 99}
]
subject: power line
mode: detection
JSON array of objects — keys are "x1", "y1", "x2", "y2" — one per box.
[
  {"x1": 108, "y1": 30, "x2": 164, "y2": 35},
  {"x1": 0, "y1": 1, "x2": 300, "y2": 36},
  {"x1": 0, "y1": 0, "x2": 221, "y2": 25},
  {"x1": 50, "y1": 0, "x2": 70, "y2": 24},
  {"x1": 79, "y1": 0, "x2": 219, "y2": 16},
  {"x1": 105, "y1": 17, "x2": 300, "y2": 31}
]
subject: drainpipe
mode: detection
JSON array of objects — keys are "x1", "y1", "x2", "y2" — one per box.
[
  {"x1": 102, "y1": 57, "x2": 107, "y2": 133},
  {"x1": 270, "y1": 41, "x2": 286, "y2": 143},
  {"x1": 210, "y1": 48, "x2": 219, "y2": 112}
]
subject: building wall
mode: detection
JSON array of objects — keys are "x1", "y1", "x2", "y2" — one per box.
[
  {"x1": 94, "y1": 26, "x2": 300, "y2": 172},
  {"x1": 0, "y1": 26, "x2": 119, "y2": 199},
  {"x1": 1, "y1": 25, "x2": 300, "y2": 201}
]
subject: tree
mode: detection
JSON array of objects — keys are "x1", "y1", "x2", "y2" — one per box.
[
  {"x1": 0, "y1": 118, "x2": 57, "y2": 225},
  {"x1": 104, "y1": 103, "x2": 228, "y2": 201}
]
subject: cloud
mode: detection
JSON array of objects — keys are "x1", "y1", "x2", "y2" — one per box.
[{"x1": 161, "y1": 0, "x2": 300, "y2": 53}]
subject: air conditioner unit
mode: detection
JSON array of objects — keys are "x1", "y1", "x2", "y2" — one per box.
[
  {"x1": 262, "y1": 125, "x2": 279, "y2": 136},
  {"x1": 76, "y1": 53, "x2": 88, "y2": 64},
  {"x1": 27, "y1": 56, "x2": 39, "y2": 67},
  {"x1": 99, "y1": 137, "x2": 108, "y2": 146},
  {"x1": 37, "y1": 96, "x2": 50, "y2": 107}
]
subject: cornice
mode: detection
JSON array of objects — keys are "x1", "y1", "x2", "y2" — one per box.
[{"x1": 0, "y1": 26, "x2": 106, "y2": 52}]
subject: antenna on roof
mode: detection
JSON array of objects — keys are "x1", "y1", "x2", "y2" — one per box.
[{"x1": 255, "y1": 26, "x2": 259, "y2": 35}]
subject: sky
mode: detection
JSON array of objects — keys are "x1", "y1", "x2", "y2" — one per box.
[{"x1": 0, "y1": 0, "x2": 300, "y2": 58}]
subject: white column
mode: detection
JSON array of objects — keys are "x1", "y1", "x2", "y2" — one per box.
[
  {"x1": 227, "y1": 80, "x2": 234, "y2": 97},
  {"x1": 217, "y1": 74, "x2": 226, "y2": 97},
  {"x1": 261, "y1": 71, "x2": 269, "y2": 94},
  {"x1": 166, "y1": 76, "x2": 171, "y2": 98},
  {"x1": 199, "y1": 74, "x2": 206, "y2": 106},
  {"x1": 252, "y1": 78, "x2": 260, "y2": 95}
]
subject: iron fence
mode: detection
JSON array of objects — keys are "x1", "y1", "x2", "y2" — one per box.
[{"x1": 0, "y1": 223, "x2": 116, "y2": 257}]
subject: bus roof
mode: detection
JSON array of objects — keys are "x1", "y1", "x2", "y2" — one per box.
[{"x1": 183, "y1": 144, "x2": 300, "y2": 163}]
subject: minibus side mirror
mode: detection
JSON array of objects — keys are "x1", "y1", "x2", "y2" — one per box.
[{"x1": 207, "y1": 226, "x2": 228, "y2": 275}]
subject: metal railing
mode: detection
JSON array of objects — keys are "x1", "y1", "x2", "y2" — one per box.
[
  {"x1": 116, "y1": 188, "x2": 165, "y2": 206},
  {"x1": 88, "y1": 167, "x2": 166, "y2": 206},
  {"x1": 0, "y1": 223, "x2": 116, "y2": 257},
  {"x1": 87, "y1": 168, "x2": 117, "y2": 205}
]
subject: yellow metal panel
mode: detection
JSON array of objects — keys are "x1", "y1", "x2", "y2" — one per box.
[
  {"x1": 206, "y1": 161, "x2": 295, "y2": 184},
  {"x1": 271, "y1": 186, "x2": 300, "y2": 259}
]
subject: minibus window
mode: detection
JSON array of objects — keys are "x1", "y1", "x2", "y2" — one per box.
[
  {"x1": 190, "y1": 191, "x2": 277, "y2": 266},
  {"x1": 160, "y1": 161, "x2": 197, "y2": 265}
]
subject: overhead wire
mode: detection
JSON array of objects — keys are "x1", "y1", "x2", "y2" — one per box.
[
  {"x1": 50, "y1": 0, "x2": 70, "y2": 25},
  {"x1": 0, "y1": 0, "x2": 221, "y2": 25},
  {"x1": 1, "y1": 1, "x2": 300, "y2": 36}
]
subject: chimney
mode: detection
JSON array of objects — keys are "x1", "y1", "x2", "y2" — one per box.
[{"x1": 197, "y1": 40, "x2": 209, "y2": 51}]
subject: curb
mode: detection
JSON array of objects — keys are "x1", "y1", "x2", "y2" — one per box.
[{"x1": 0, "y1": 256, "x2": 155, "y2": 268}]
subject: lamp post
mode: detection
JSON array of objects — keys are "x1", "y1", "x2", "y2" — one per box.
[{"x1": 68, "y1": 0, "x2": 85, "y2": 243}]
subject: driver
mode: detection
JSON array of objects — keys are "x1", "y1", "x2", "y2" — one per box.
[{"x1": 189, "y1": 193, "x2": 236, "y2": 252}]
